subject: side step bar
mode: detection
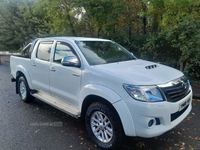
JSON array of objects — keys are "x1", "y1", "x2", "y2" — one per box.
[{"x1": 31, "y1": 92, "x2": 80, "y2": 119}]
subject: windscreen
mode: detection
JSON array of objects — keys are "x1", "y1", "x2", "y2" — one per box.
[{"x1": 76, "y1": 41, "x2": 136, "y2": 65}]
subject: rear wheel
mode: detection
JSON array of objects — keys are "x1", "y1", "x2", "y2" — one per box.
[
  {"x1": 18, "y1": 76, "x2": 34, "y2": 102},
  {"x1": 85, "y1": 102, "x2": 123, "y2": 149}
]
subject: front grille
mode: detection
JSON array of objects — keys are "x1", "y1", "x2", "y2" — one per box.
[{"x1": 159, "y1": 76, "x2": 191, "y2": 102}]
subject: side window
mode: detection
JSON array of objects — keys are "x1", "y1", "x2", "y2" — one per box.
[
  {"x1": 54, "y1": 42, "x2": 77, "y2": 63},
  {"x1": 37, "y1": 41, "x2": 53, "y2": 61}
]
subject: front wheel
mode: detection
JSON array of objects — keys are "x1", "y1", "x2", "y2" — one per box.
[
  {"x1": 18, "y1": 76, "x2": 34, "y2": 103},
  {"x1": 85, "y1": 102, "x2": 123, "y2": 149}
]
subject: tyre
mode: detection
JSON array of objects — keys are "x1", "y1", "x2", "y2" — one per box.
[
  {"x1": 18, "y1": 76, "x2": 34, "y2": 103},
  {"x1": 85, "y1": 102, "x2": 123, "y2": 149}
]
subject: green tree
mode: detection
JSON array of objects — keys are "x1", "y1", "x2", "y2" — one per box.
[
  {"x1": 0, "y1": 0, "x2": 51, "y2": 50},
  {"x1": 36, "y1": 0, "x2": 83, "y2": 36},
  {"x1": 143, "y1": 0, "x2": 200, "y2": 80},
  {"x1": 0, "y1": 0, "x2": 28, "y2": 50}
]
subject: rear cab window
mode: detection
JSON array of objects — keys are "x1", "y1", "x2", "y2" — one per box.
[{"x1": 36, "y1": 41, "x2": 53, "y2": 61}]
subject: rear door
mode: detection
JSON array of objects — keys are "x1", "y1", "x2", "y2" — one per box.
[
  {"x1": 30, "y1": 41, "x2": 54, "y2": 93},
  {"x1": 49, "y1": 41, "x2": 81, "y2": 108}
]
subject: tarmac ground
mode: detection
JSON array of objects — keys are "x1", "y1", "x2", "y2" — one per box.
[{"x1": 0, "y1": 56, "x2": 200, "y2": 150}]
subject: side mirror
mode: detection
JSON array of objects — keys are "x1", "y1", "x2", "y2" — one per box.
[{"x1": 61, "y1": 57, "x2": 80, "y2": 67}]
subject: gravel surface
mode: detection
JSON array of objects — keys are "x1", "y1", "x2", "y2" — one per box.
[{"x1": 0, "y1": 57, "x2": 199, "y2": 150}]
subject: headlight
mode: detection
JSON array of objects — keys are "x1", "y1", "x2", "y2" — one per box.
[{"x1": 123, "y1": 84, "x2": 164, "y2": 102}]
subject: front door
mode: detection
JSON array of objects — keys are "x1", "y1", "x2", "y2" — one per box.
[{"x1": 49, "y1": 41, "x2": 81, "y2": 108}]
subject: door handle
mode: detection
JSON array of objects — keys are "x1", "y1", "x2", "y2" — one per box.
[
  {"x1": 72, "y1": 73, "x2": 80, "y2": 77},
  {"x1": 50, "y1": 67, "x2": 55, "y2": 72},
  {"x1": 32, "y1": 63, "x2": 36, "y2": 67}
]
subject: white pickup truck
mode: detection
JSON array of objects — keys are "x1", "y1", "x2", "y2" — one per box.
[{"x1": 10, "y1": 37, "x2": 192, "y2": 149}]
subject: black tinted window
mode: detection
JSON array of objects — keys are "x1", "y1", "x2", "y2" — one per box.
[
  {"x1": 54, "y1": 42, "x2": 76, "y2": 63},
  {"x1": 37, "y1": 42, "x2": 53, "y2": 61},
  {"x1": 22, "y1": 43, "x2": 31, "y2": 57}
]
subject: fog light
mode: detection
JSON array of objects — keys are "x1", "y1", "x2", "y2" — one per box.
[{"x1": 148, "y1": 119, "x2": 156, "y2": 128}]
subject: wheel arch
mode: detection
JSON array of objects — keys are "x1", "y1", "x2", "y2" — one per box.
[
  {"x1": 15, "y1": 65, "x2": 33, "y2": 94},
  {"x1": 16, "y1": 71, "x2": 32, "y2": 94},
  {"x1": 80, "y1": 95, "x2": 125, "y2": 134},
  {"x1": 16, "y1": 71, "x2": 25, "y2": 94}
]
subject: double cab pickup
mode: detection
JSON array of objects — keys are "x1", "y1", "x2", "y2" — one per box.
[{"x1": 10, "y1": 37, "x2": 192, "y2": 149}]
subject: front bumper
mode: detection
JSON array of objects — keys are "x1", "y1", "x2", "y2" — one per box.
[{"x1": 115, "y1": 88, "x2": 192, "y2": 138}]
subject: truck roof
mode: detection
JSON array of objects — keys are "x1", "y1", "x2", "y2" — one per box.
[{"x1": 39, "y1": 37, "x2": 111, "y2": 42}]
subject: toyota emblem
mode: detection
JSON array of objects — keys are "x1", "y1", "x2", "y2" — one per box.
[{"x1": 182, "y1": 82, "x2": 187, "y2": 89}]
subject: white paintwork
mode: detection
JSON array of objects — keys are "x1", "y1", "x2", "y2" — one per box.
[
  {"x1": 49, "y1": 62, "x2": 81, "y2": 108},
  {"x1": 121, "y1": 88, "x2": 192, "y2": 137},
  {"x1": 10, "y1": 57, "x2": 34, "y2": 89},
  {"x1": 95, "y1": 59, "x2": 184, "y2": 85},
  {"x1": 10, "y1": 37, "x2": 192, "y2": 138},
  {"x1": 30, "y1": 58, "x2": 51, "y2": 93}
]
